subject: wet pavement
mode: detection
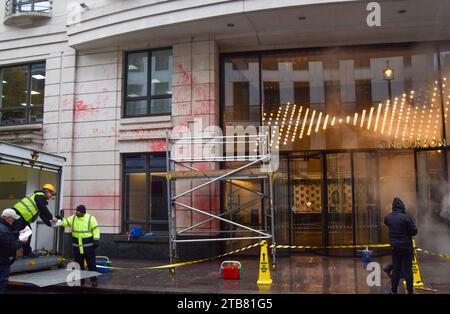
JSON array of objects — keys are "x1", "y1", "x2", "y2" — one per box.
[{"x1": 8, "y1": 252, "x2": 450, "y2": 294}]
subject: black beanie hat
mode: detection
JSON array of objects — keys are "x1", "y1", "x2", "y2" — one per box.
[{"x1": 76, "y1": 205, "x2": 86, "y2": 214}]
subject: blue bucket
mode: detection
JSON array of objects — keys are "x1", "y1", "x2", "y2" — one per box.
[
  {"x1": 96, "y1": 256, "x2": 112, "y2": 273},
  {"x1": 130, "y1": 227, "x2": 142, "y2": 238}
]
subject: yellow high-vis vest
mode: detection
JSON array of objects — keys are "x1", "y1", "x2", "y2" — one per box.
[
  {"x1": 13, "y1": 191, "x2": 46, "y2": 223},
  {"x1": 62, "y1": 213, "x2": 100, "y2": 254}
]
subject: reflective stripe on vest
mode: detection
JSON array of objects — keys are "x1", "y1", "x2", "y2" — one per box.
[
  {"x1": 72, "y1": 243, "x2": 94, "y2": 248},
  {"x1": 71, "y1": 214, "x2": 95, "y2": 237},
  {"x1": 70, "y1": 213, "x2": 95, "y2": 254},
  {"x1": 13, "y1": 192, "x2": 44, "y2": 222}
]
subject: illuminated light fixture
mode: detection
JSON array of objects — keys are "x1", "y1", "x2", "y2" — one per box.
[
  {"x1": 346, "y1": 116, "x2": 350, "y2": 124},
  {"x1": 32, "y1": 74, "x2": 46, "y2": 80},
  {"x1": 383, "y1": 61, "x2": 394, "y2": 81},
  {"x1": 307, "y1": 110, "x2": 316, "y2": 136},
  {"x1": 331, "y1": 116, "x2": 336, "y2": 126},
  {"x1": 128, "y1": 64, "x2": 139, "y2": 70},
  {"x1": 315, "y1": 112, "x2": 322, "y2": 133},
  {"x1": 285, "y1": 104, "x2": 296, "y2": 144},
  {"x1": 410, "y1": 107, "x2": 417, "y2": 139},
  {"x1": 20, "y1": 103, "x2": 27, "y2": 106},
  {"x1": 381, "y1": 101, "x2": 390, "y2": 134},
  {"x1": 388, "y1": 99, "x2": 397, "y2": 136},
  {"x1": 374, "y1": 103, "x2": 382, "y2": 132},
  {"x1": 403, "y1": 107, "x2": 410, "y2": 139},
  {"x1": 30, "y1": 90, "x2": 40, "y2": 95},
  {"x1": 2, "y1": 80, "x2": 7, "y2": 84},
  {"x1": 367, "y1": 107, "x2": 374, "y2": 130},
  {"x1": 323, "y1": 114, "x2": 329, "y2": 130},
  {"x1": 353, "y1": 112, "x2": 358, "y2": 126},
  {"x1": 338, "y1": 118, "x2": 343, "y2": 124},
  {"x1": 360, "y1": 109, "x2": 366, "y2": 128},
  {"x1": 299, "y1": 108, "x2": 309, "y2": 139},
  {"x1": 292, "y1": 106, "x2": 303, "y2": 141},
  {"x1": 395, "y1": 99, "x2": 405, "y2": 138},
  {"x1": 280, "y1": 105, "x2": 288, "y2": 134}
]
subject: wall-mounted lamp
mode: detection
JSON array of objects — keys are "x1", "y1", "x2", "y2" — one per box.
[{"x1": 383, "y1": 61, "x2": 394, "y2": 81}]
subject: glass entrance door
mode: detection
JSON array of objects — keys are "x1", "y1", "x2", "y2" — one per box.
[
  {"x1": 290, "y1": 152, "x2": 323, "y2": 247},
  {"x1": 353, "y1": 152, "x2": 381, "y2": 246},
  {"x1": 326, "y1": 153, "x2": 353, "y2": 254},
  {"x1": 288, "y1": 150, "x2": 418, "y2": 255}
]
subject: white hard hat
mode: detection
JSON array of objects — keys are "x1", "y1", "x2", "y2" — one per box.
[{"x1": 2, "y1": 208, "x2": 21, "y2": 220}]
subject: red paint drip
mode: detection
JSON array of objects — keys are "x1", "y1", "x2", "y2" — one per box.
[{"x1": 177, "y1": 64, "x2": 197, "y2": 85}]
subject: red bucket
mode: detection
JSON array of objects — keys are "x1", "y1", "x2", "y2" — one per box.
[{"x1": 220, "y1": 261, "x2": 242, "y2": 280}]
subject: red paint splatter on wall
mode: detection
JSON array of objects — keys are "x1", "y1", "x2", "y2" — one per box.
[
  {"x1": 74, "y1": 99, "x2": 99, "y2": 119},
  {"x1": 177, "y1": 64, "x2": 196, "y2": 85},
  {"x1": 148, "y1": 139, "x2": 167, "y2": 152}
]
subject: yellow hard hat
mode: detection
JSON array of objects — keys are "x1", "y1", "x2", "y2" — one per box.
[{"x1": 42, "y1": 183, "x2": 56, "y2": 194}]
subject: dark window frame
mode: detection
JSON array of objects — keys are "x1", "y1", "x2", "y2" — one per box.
[
  {"x1": 123, "y1": 47, "x2": 172, "y2": 118},
  {"x1": 0, "y1": 61, "x2": 45, "y2": 127},
  {"x1": 122, "y1": 153, "x2": 168, "y2": 234},
  {"x1": 12, "y1": 0, "x2": 51, "y2": 13}
]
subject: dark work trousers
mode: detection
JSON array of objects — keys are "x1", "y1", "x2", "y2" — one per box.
[
  {"x1": 0, "y1": 264, "x2": 11, "y2": 294},
  {"x1": 73, "y1": 246, "x2": 97, "y2": 285},
  {"x1": 12, "y1": 217, "x2": 32, "y2": 256},
  {"x1": 391, "y1": 247, "x2": 414, "y2": 294}
]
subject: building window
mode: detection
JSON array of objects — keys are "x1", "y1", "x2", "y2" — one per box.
[
  {"x1": 124, "y1": 48, "x2": 172, "y2": 117},
  {"x1": 222, "y1": 44, "x2": 442, "y2": 150},
  {"x1": 12, "y1": 0, "x2": 51, "y2": 13},
  {"x1": 122, "y1": 153, "x2": 168, "y2": 233},
  {"x1": 0, "y1": 62, "x2": 45, "y2": 126}
]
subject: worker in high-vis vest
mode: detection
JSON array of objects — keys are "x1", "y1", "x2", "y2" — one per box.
[
  {"x1": 61, "y1": 205, "x2": 100, "y2": 287},
  {"x1": 11, "y1": 183, "x2": 58, "y2": 257}
]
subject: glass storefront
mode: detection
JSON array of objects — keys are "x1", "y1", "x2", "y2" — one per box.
[{"x1": 221, "y1": 42, "x2": 450, "y2": 255}]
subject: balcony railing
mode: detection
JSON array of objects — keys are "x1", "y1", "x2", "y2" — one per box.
[{"x1": 4, "y1": 0, "x2": 52, "y2": 26}]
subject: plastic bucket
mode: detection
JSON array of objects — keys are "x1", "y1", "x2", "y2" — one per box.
[
  {"x1": 130, "y1": 227, "x2": 142, "y2": 238},
  {"x1": 96, "y1": 256, "x2": 112, "y2": 273},
  {"x1": 220, "y1": 261, "x2": 242, "y2": 280}
]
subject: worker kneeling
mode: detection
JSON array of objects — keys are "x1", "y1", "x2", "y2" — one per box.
[{"x1": 60, "y1": 205, "x2": 100, "y2": 287}]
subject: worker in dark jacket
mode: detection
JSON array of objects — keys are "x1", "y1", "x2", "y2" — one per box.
[
  {"x1": 384, "y1": 197, "x2": 418, "y2": 294},
  {"x1": 0, "y1": 209, "x2": 29, "y2": 294},
  {"x1": 11, "y1": 184, "x2": 58, "y2": 257}
]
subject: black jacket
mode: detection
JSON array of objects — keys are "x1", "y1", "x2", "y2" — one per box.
[
  {"x1": 34, "y1": 191, "x2": 53, "y2": 227},
  {"x1": 384, "y1": 197, "x2": 418, "y2": 249},
  {"x1": 0, "y1": 218, "x2": 23, "y2": 265}
]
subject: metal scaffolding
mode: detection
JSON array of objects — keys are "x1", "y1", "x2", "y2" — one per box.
[{"x1": 160, "y1": 133, "x2": 276, "y2": 272}]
